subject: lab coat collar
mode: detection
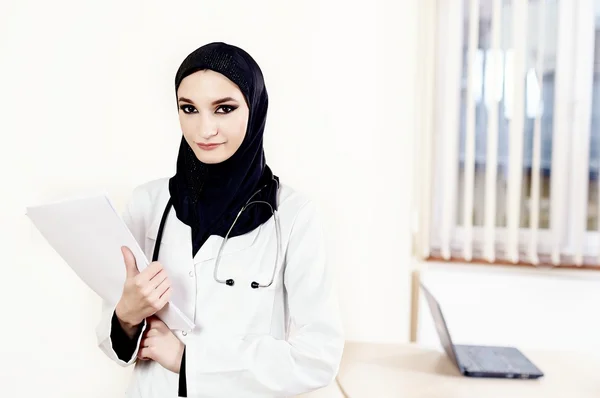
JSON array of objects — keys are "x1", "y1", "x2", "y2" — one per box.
[{"x1": 145, "y1": 206, "x2": 261, "y2": 265}]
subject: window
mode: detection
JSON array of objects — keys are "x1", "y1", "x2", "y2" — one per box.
[{"x1": 414, "y1": 0, "x2": 600, "y2": 268}]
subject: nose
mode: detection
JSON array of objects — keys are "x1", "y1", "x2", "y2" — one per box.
[
  {"x1": 195, "y1": 114, "x2": 218, "y2": 139},
  {"x1": 201, "y1": 127, "x2": 217, "y2": 139}
]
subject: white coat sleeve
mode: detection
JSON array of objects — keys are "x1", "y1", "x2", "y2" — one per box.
[
  {"x1": 95, "y1": 186, "x2": 149, "y2": 366},
  {"x1": 184, "y1": 199, "x2": 345, "y2": 397}
]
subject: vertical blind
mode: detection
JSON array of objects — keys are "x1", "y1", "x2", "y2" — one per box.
[{"x1": 415, "y1": 0, "x2": 600, "y2": 268}]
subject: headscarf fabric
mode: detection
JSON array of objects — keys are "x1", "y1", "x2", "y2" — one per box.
[{"x1": 168, "y1": 42, "x2": 279, "y2": 257}]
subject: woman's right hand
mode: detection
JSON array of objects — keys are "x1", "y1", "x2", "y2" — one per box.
[{"x1": 115, "y1": 246, "x2": 172, "y2": 330}]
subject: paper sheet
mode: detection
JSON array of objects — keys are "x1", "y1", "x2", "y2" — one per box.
[{"x1": 26, "y1": 193, "x2": 195, "y2": 331}]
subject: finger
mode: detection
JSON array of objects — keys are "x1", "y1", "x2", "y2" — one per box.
[
  {"x1": 146, "y1": 316, "x2": 167, "y2": 332},
  {"x1": 138, "y1": 270, "x2": 167, "y2": 297},
  {"x1": 145, "y1": 328, "x2": 159, "y2": 337},
  {"x1": 121, "y1": 246, "x2": 139, "y2": 278},
  {"x1": 158, "y1": 291, "x2": 172, "y2": 314},
  {"x1": 149, "y1": 276, "x2": 171, "y2": 300},
  {"x1": 139, "y1": 261, "x2": 164, "y2": 284},
  {"x1": 138, "y1": 347, "x2": 152, "y2": 360},
  {"x1": 138, "y1": 272, "x2": 168, "y2": 298},
  {"x1": 159, "y1": 286, "x2": 172, "y2": 301},
  {"x1": 149, "y1": 269, "x2": 169, "y2": 291},
  {"x1": 154, "y1": 318, "x2": 168, "y2": 331},
  {"x1": 146, "y1": 316, "x2": 162, "y2": 329},
  {"x1": 144, "y1": 288, "x2": 171, "y2": 314},
  {"x1": 149, "y1": 263, "x2": 168, "y2": 283},
  {"x1": 158, "y1": 288, "x2": 172, "y2": 310},
  {"x1": 156, "y1": 272, "x2": 170, "y2": 291}
]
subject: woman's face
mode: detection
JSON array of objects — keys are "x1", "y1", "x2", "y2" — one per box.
[{"x1": 177, "y1": 69, "x2": 249, "y2": 164}]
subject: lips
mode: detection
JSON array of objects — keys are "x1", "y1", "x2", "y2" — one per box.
[{"x1": 196, "y1": 143, "x2": 222, "y2": 151}]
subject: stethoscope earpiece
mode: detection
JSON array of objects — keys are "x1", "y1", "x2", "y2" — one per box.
[
  {"x1": 226, "y1": 279, "x2": 235, "y2": 286},
  {"x1": 251, "y1": 281, "x2": 259, "y2": 289}
]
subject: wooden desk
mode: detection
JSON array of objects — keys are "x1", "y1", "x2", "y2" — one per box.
[{"x1": 334, "y1": 342, "x2": 600, "y2": 398}]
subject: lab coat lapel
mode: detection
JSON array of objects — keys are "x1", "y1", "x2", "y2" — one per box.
[
  {"x1": 146, "y1": 203, "x2": 262, "y2": 264},
  {"x1": 193, "y1": 224, "x2": 261, "y2": 265},
  {"x1": 146, "y1": 206, "x2": 194, "y2": 266}
]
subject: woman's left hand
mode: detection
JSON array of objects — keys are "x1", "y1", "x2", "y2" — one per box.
[{"x1": 138, "y1": 315, "x2": 185, "y2": 374}]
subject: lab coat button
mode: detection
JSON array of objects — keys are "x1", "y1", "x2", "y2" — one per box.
[
  {"x1": 182, "y1": 331, "x2": 187, "y2": 336},
  {"x1": 189, "y1": 270, "x2": 194, "y2": 277}
]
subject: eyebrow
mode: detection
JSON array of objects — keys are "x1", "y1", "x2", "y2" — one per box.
[{"x1": 177, "y1": 96, "x2": 238, "y2": 105}]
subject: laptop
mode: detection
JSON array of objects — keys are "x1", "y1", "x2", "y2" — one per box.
[{"x1": 420, "y1": 282, "x2": 544, "y2": 379}]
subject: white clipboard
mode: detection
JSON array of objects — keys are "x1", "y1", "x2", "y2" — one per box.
[{"x1": 25, "y1": 193, "x2": 195, "y2": 332}]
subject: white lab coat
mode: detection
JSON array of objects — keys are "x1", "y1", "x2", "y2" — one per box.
[{"x1": 95, "y1": 178, "x2": 345, "y2": 397}]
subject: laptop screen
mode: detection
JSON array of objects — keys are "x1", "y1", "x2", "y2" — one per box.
[{"x1": 420, "y1": 283, "x2": 460, "y2": 367}]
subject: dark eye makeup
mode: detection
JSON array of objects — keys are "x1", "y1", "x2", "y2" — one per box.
[{"x1": 179, "y1": 104, "x2": 238, "y2": 114}]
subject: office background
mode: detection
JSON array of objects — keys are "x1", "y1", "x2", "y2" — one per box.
[{"x1": 1, "y1": 0, "x2": 598, "y2": 397}]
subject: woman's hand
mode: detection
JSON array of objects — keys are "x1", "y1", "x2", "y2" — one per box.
[
  {"x1": 115, "y1": 246, "x2": 172, "y2": 334},
  {"x1": 138, "y1": 316, "x2": 185, "y2": 374}
]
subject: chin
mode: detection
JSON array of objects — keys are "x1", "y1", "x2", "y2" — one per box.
[
  {"x1": 193, "y1": 149, "x2": 232, "y2": 165},
  {"x1": 198, "y1": 157, "x2": 224, "y2": 164}
]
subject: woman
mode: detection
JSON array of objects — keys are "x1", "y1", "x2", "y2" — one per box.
[{"x1": 95, "y1": 42, "x2": 345, "y2": 397}]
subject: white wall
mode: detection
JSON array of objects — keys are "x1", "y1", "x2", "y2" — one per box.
[
  {"x1": 1, "y1": 0, "x2": 419, "y2": 396},
  {"x1": 417, "y1": 262, "x2": 600, "y2": 355}
]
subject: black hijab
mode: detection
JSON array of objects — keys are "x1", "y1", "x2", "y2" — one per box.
[{"x1": 168, "y1": 42, "x2": 279, "y2": 257}]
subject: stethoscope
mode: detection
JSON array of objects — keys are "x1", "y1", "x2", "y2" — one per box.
[{"x1": 151, "y1": 178, "x2": 281, "y2": 289}]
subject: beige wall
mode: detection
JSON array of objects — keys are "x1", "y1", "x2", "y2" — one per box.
[{"x1": 1, "y1": 0, "x2": 419, "y2": 396}]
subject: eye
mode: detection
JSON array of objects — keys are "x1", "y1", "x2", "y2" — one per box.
[
  {"x1": 179, "y1": 104, "x2": 197, "y2": 114},
  {"x1": 216, "y1": 105, "x2": 237, "y2": 114}
]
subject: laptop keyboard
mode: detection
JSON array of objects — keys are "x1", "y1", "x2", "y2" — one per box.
[{"x1": 455, "y1": 345, "x2": 530, "y2": 373}]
